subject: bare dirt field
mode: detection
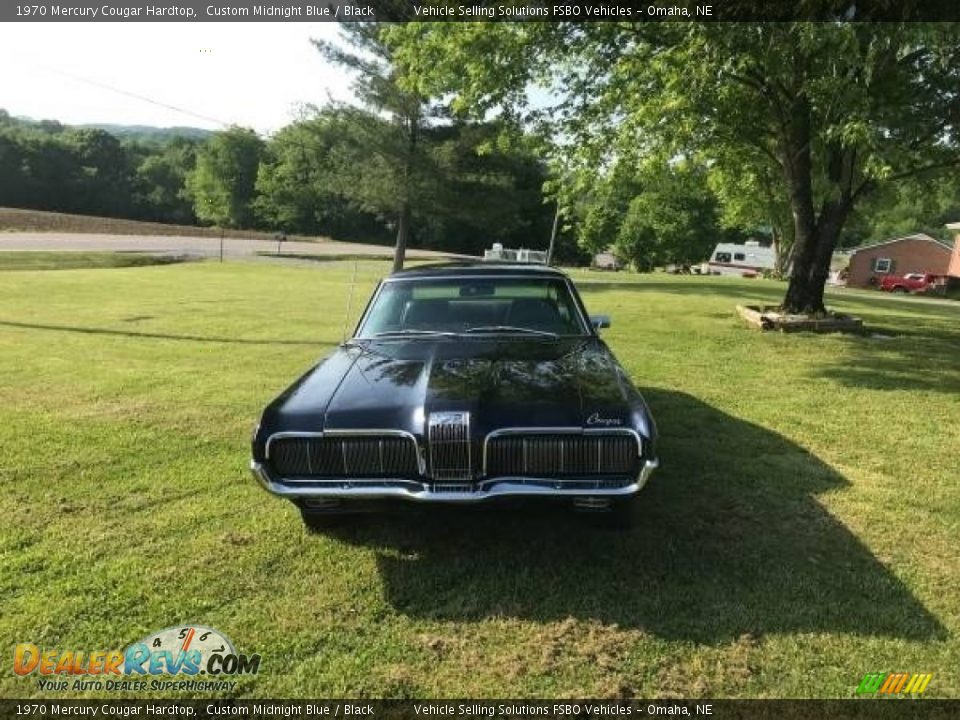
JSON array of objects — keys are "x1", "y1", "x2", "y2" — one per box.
[
  {"x1": 0, "y1": 207, "x2": 473, "y2": 261},
  {"x1": 0, "y1": 231, "x2": 469, "y2": 261}
]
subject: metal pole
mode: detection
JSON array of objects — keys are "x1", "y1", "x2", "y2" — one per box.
[
  {"x1": 341, "y1": 260, "x2": 359, "y2": 343},
  {"x1": 546, "y1": 202, "x2": 561, "y2": 266},
  {"x1": 219, "y1": 227, "x2": 224, "y2": 263}
]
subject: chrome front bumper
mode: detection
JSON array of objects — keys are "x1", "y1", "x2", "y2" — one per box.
[{"x1": 250, "y1": 458, "x2": 659, "y2": 504}]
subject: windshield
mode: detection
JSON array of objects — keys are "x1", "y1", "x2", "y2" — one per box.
[{"x1": 356, "y1": 276, "x2": 590, "y2": 338}]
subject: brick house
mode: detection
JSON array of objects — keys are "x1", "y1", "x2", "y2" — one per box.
[{"x1": 846, "y1": 233, "x2": 956, "y2": 288}]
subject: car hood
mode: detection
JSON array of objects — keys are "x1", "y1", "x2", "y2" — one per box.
[{"x1": 256, "y1": 337, "x2": 652, "y2": 451}]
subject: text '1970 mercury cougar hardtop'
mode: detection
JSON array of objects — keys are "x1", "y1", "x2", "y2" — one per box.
[{"x1": 251, "y1": 263, "x2": 658, "y2": 529}]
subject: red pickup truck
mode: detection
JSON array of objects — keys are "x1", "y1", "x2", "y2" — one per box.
[{"x1": 877, "y1": 273, "x2": 943, "y2": 294}]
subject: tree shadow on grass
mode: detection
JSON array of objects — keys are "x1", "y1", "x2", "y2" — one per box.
[
  {"x1": 0, "y1": 319, "x2": 332, "y2": 347},
  {"x1": 814, "y1": 325, "x2": 960, "y2": 395},
  {"x1": 324, "y1": 389, "x2": 946, "y2": 644},
  {"x1": 578, "y1": 279, "x2": 960, "y2": 321},
  {"x1": 577, "y1": 278, "x2": 785, "y2": 301},
  {"x1": 579, "y1": 279, "x2": 960, "y2": 395}
]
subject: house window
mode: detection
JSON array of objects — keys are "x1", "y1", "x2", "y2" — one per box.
[
  {"x1": 734, "y1": 253, "x2": 746, "y2": 261},
  {"x1": 715, "y1": 252, "x2": 732, "y2": 263},
  {"x1": 874, "y1": 257, "x2": 893, "y2": 273}
]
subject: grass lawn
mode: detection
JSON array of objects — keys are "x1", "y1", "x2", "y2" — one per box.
[{"x1": 1, "y1": 259, "x2": 957, "y2": 699}]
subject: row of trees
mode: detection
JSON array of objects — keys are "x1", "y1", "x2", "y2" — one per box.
[
  {"x1": 5, "y1": 96, "x2": 953, "y2": 282},
  {"x1": 0, "y1": 107, "x2": 561, "y2": 260},
  {"x1": 4, "y1": 21, "x2": 960, "y2": 308},
  {"x1": 0, "y1": 111, "x2": 198, "y2": 224},
  {"x1": 188, "y1": 114, "x2": 560, "y2": 259}
]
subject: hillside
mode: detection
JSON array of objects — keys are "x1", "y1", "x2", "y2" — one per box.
[
  {"x1": 76, "y1": 122, "x2": 213, "y2": 141},
  {"x1": 3, "y1": 111, "x2": 212, "y2": 141}
]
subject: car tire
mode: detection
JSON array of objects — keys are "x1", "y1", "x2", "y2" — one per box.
[{"x1": 892, "y1": 287, "x2": 907, "y2": 294}]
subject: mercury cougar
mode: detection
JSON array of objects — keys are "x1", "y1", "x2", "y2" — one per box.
[{"x1": 250, "y1": 263, "x2": 658, "y2": 529}]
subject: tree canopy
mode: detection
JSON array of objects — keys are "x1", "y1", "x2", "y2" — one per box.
[
  {"x1": 254, "y1": 107, "x2": 554, "y2": 253},
  {"x1": 5, "y1": 20, "x2": 959, "y2": 283},
  {"x1": 390, "y1": 21, "x2": 960, "y2": 311},
  {"x1": 0, "y1": 107, "x2": 554, "y2": 257},
  {"x1": 185, "y1": 127, "x2": 265, "y2": 229},
  {"x1": 314, "y1": 22, "x2": 432, "y2": 270}
]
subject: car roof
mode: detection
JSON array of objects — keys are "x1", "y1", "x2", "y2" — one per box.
[{"x1": 387, "y1": 262, "x2": 570, "y2": 280}]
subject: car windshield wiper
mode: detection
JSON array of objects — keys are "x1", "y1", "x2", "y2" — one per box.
[
  {"x1": 367, "y1": 329, "x2": 458, "y2": 339},
  {"x1": 462, "y1": 325, "x2": 559, "y2": 338}
]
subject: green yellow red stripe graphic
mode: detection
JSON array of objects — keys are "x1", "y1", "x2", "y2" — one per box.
[{"x1": 856, "y1": 672, "x2": 933, "y2": 696}]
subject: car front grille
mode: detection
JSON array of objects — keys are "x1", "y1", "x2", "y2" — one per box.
[
  {"x1": 268, "y1": 435, "x2": 420, "y2": 479},
  {"x1": 428, "y1": 412, "x2": 472, "y2": 482},
  {"x1": 485, "y1": 433, "x2": 638, "y2": 477}
]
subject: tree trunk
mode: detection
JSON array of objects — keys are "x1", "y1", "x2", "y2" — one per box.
[
  {"x1": 782, "y1": 231, "x2": 829, "y2": 313},
  {"x1": 392, "y1": 111, "x2": 419, "y2": 273},
  {"x1": 393, "y1": 201, "x2": 410, "y2": 273},
  {"x1": 782, "y1": 202, "x2": 847, "y2": 314},
  {"x1": 778, "y1": 92, "x2": 839, "y2": 315},
  {"x1": 769, "y1": 223, "x2": 794, "y2": 279}
]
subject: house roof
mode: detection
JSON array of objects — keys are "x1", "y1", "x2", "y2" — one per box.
[{"x1": 849, "y1": 233, "x2": 953, "y2": 255}]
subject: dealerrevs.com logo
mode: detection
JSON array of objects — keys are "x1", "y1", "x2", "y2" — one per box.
[{"x1": 14, "y1": 625, "x2": 260, "y2": 693}]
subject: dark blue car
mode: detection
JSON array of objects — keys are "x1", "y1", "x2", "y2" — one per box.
[{"x1": 251, "y1": 263, "x2": 658, "y2": 529}]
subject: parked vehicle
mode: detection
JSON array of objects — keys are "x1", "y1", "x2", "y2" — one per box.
[
  {"x1": 877, "y1": 273, "x2": 943, "y2": 294},
  {"x1": 705, "y1": 242, "x2": 776, "y2": 277},
  {"x1": 251, "y1": 263, "x2": 658, "y2": 530},
  {"x1": 483, "y1": 243, "x2": 547, "y2": 264},
  {"x1": 592, "y1": 250, "x2": 624, "y2": 271}
]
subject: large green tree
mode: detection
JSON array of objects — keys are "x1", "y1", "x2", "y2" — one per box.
[
  {"x1": 707, "y1": 147, "x2": 795, "y2": 276},
  {"x1": 133, "y1": 138, "x2": 198, "y2": 224},
  {"x1": 186, "y1": 127, "x2": 264, "y2": 229},
  {"x1": 315, "y1": 23, "x2": 432, "y2": 271},
  {"x1": 616, "y1": 160, "x2": 723, "y2": 270},
  {"x1": 253, "y1": 107, "x2": 554, "y2": 254},
  {"x1": 841, "y1": 171, "x2": 960, "y2": 247},
  {"x1": 254, "y1": 113, "x2": 346, "y2": 234},
  {"x1": 392, "y1": 21, "x2": 960, "y2": 312},
  {"x1": 573, "y1": 157, "x2": 722, "y2": 270},
  {"x1": 254, "y1": 110, "x2": 395, "y2": 242},
  {"x1": 64, "y1": 129, "x2": 135, "y2": 217}
]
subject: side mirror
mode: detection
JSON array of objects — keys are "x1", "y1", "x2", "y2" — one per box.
[{"x1": 590, "y1": 314, "x2": 611, "y2": 330}]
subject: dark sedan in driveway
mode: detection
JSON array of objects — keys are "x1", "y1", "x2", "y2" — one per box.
[{"x1": 251, "y1": 263, "x2": 658, "y2": 529}]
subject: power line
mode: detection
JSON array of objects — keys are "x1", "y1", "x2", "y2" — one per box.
[{"x1": 37, "y1": 64, "x2": 234, "y2": 128}]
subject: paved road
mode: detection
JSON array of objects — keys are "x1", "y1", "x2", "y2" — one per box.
[{"x1": 0, "y1": 232, "x2": 475, "y2": 261}]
